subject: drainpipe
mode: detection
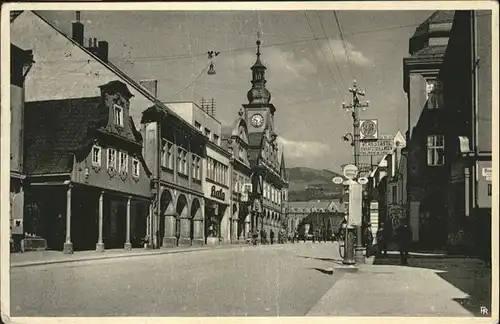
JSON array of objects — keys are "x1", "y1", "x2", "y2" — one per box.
[
  {"x1": 155, "y1": 114, "x2": 163, "y2": 249},
  {"x1": 471, "y1": 11, "x2": 479, "y2": 211}
]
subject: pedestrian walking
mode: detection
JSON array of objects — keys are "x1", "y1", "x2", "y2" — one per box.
[
  {"x1": 376, "y1": 222, "x2": 388, "y2": 257},
  {"x1": 395, "y1": 220, "x2": 412, "y2": 265},
  {"x1": 364, "y1": 223, "x2": 374, "y2": 257},
  {"x1": 270, "y1": 230, "x2": 275, "y2": 244}
]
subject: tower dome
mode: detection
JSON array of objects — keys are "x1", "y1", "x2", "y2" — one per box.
[{"x1": 247, "y1": 38, "x2": 272, "y2": 105}]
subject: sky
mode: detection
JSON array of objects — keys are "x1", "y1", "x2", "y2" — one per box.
[{"x1": 38, "y1": 9, "x2": 435, "y2": 173}]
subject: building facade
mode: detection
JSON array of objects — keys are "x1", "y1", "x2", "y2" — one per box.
[
  {"x1": 238, "y1": 38, "x2": 289, "y2": 241},
  {"x1": 438, "y1": 10, "x2": 492, "y2": 256},
  {"x1": 23, "y1": 81, "x2": 152, "y2": 253},
  {"x1": 402, "y1": 10, "x2": 492, "y2": 256},
  {"x1": 287, "y1": 200, "x2": 344, "y2": 239},
  {"x1": 12, "y1": 10, "x2": 206, "y2": 251},
  {"x1": 10, "y1": 43, "x2": 34, "y2": 241},
  {"x1": 402, "y1": 11, "x2": 454, "y2": 247},
  {"x1": 164, "y1": 101, "x2": 235, "y2": 245},
  {"x1": 222, "y1": 114, "x2": 253, "y2": 243}
]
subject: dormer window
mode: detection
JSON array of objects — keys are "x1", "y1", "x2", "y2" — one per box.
[
  {"x1": 132, "y1": 158, "x2": 140, "y2": 177},
  {"x1": 114, "y1": 104, "x2": 124, "y2": 127},
  {"x1": 92, "y1": 145, "x2": 102, "y2": 167}
]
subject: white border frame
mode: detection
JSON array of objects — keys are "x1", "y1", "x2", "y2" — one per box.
[{"x1": 2, "y1": 2, "x2": 499, "y2": 324}]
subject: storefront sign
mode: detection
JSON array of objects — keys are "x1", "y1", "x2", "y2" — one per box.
[
  {"x1": 360, "y1": 135, "x2": 394, "y2": 156},
  {"x1": 211, "y1": 186, "x2": 226, "y2": 201}
]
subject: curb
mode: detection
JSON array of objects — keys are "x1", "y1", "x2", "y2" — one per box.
[{"x1": 11, "y1": 244, "x2": 249, "y2": 268}]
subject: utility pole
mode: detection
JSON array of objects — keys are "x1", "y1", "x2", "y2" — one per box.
[{"x1": 342, "y1": 80, "x2": 370, "y2": 263}]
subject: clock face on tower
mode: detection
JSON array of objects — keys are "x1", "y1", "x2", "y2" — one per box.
[{"x1": 251, "y1": 113, "x2": 264, "y2": 127}]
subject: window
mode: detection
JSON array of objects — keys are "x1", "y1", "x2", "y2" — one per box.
[
  {"x1": 195, "y1": 121, "x2": 202, "y2": 132},
  {"x1": 207, "y1": 157, "x2": 227, "y2": 185},
  {"x1": 425, "y1": 80, "x2": 435, "y2": 100},
  {"x1": 132, "y1": 158, "x2": 140, "y2": 177},
  {"x1": 205, "y1": 128, "x2": 211, "y2": 141},
  {"x1": 488, "y1": 184, "x2": 492, "y2": 196},
  {"x1": 192, "y1": 154, "x2": 201, "y2": 181},
  {"x1": 161, "y1": 140, "x2": 174, "y2": 169},
  {"x1": 238, "y1": 147, "x2": 246, "y2": 161},
  {"x1": 427, "y1": 79, "x2": 443, "y2": 109},
  {"x1": 119, "y1": 151, "x2": 128, "y2": 172},
  {"x1": 114, "y1": 104, "x2": 124, "y2": 127},
  {"x1": 107, "y1": 148, "x2": 117, "y2": 169},
  {"x1": 161, "y1": 139, "x2": 167, "y2": 168},
  {"x1": 392, "y1": 186, "x2": 397, "y2": 204},
  {"x1": 213, "y1": 134, "x2": 220, "y2": 145},
  {"x1": 92, "y1": 145, "x2": 101, "y2": 167},
  {"x1": 427, "y1": 135, "x2": 445, "y2": 166},
  {"x1": 177, "y1": 148, "x2": 188, "y2": 176}
]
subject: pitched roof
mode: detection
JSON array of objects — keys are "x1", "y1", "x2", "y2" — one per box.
[
  {"x1": 411, "y1": 11, "x2": 455, "y2": 39},
  {"x1": 24, "y1": 97, "x2": 102, "y2": 174},
  {"x1": 26, "y1": 11, "x2": 200, "y2": 135}
]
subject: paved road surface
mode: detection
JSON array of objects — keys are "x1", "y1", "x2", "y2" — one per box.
[{"x1": 11, "y1": 242, "x2": 345, "y2": 316}]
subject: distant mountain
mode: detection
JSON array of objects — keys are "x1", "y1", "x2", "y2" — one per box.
[{"x1": 286, "y1": 167, "x2": 344, "y2": 201}]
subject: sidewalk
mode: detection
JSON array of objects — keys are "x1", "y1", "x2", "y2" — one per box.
[
  {"x1": 307, "y1": 255, "x2": 493, "y2": 317},
  {"x1": 10, "y1": 243, "x2": 249, "y2": 268}
]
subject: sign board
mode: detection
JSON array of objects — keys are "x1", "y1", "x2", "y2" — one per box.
[
  {"x1": 359, "y1": 119, "x2": 378, "y2": 140},
  {"x1": 369, "y1": 201, "x2": 379, "y2": 243},
  {"x1": 478, "y1": 161, "x2": 492, "y2": 208},
  {"x1": 357, "y1": 177, "x2": 369, "y2": 185},
  {"x1": 10, "y1": 192, "x2": 24, "y2": 235},
  {"x1": 360, "y1": 135, "x2": 394, "y2": 156},
  {"x1": 241, "y1": 183, "x2": 252, "y2": 202},
  {"x1": 332, "y1": 177, "x2": 344, "y2": 185},
  {"x1": 347, "y1": 182, "x2": 362, "y2": 226},
  {"x1": 343, "y1": 164, "x2": 358, "y2": 179},
  {"x1": 482, "y1": 167, "x2": 492, "y2": 178}
]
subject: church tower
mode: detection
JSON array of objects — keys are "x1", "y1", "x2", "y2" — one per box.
[{"x1": 243, "y1": 35, "x2": 277, "y2": 138}]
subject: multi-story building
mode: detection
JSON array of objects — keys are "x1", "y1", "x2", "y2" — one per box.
[
  {"x1": 437, "y1": 10, "x2": 492, "y2": 256},
  {"x1": 402, "y1": 11, "x2": 454, "y2": 247},
  {"x1": 162, "y1": 101, "x2": 234, "y2": 245},
  {"x1": 24, "y1": 81, "x2": 152, "y2": 253},
  {"x1": 11, "y1": 10, "x2": 205, "y2": 251},
  {"x1": 238, "y1": 38, "x2": 289, "y2": 240},
  {"x1": 402, "y1": 10, "x2": 492, "y2": 256},
  {"x1": 9, "y1": 42, "x2": 34, "y2": 244},
  {"x1": 287, "y1": 200, "x2": 344, "y2": 239},
  {"x1": 141, "y1": 101, "x2": 206, "y2": 248},
  {"x1": 222, "y1": 112, "x2": 253, "y2": 243}
]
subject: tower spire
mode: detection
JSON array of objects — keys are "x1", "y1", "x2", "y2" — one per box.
[{"x1": 246, "y1": 32, "x2": 271, "y2": 105}]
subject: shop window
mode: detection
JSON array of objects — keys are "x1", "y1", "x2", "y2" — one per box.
[
  {"x1": 92, "y1": 145, "x2": 101, "y2": 167},
  {"x1": 427, "y1": 135, "x2": 445, "y2": 166}
]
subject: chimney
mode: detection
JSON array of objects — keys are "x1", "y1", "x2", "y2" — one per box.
[
  {"x1": 139, "y1": 79, "x2": 158, "y2": 97},
  {"x1": 97, "y1": 41, "x2": 109, "y2": 62},
  {"x1": 72, "y1": 11, "x2": 84, "y2": 45}
]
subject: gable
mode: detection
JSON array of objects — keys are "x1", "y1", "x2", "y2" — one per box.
[{"x1": 10, "y1": 11, "x2": 155, "y2": 128}]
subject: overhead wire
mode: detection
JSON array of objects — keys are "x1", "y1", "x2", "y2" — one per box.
[
  {"x1": 303, "y1": 11, "x2": 342, "y2": 98},
  {"x1": 35, "y1": 22, "x2": 423, "y2": 65},
  {"x1": 315, "y1": 11, "x2": 347, "y2": 91},
  {"x1": 171, "y1": 63, "x2": 211, "y2": 96},
  {"x1": 333, "y1": 10, "x2": 355, "y2": 82}
]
